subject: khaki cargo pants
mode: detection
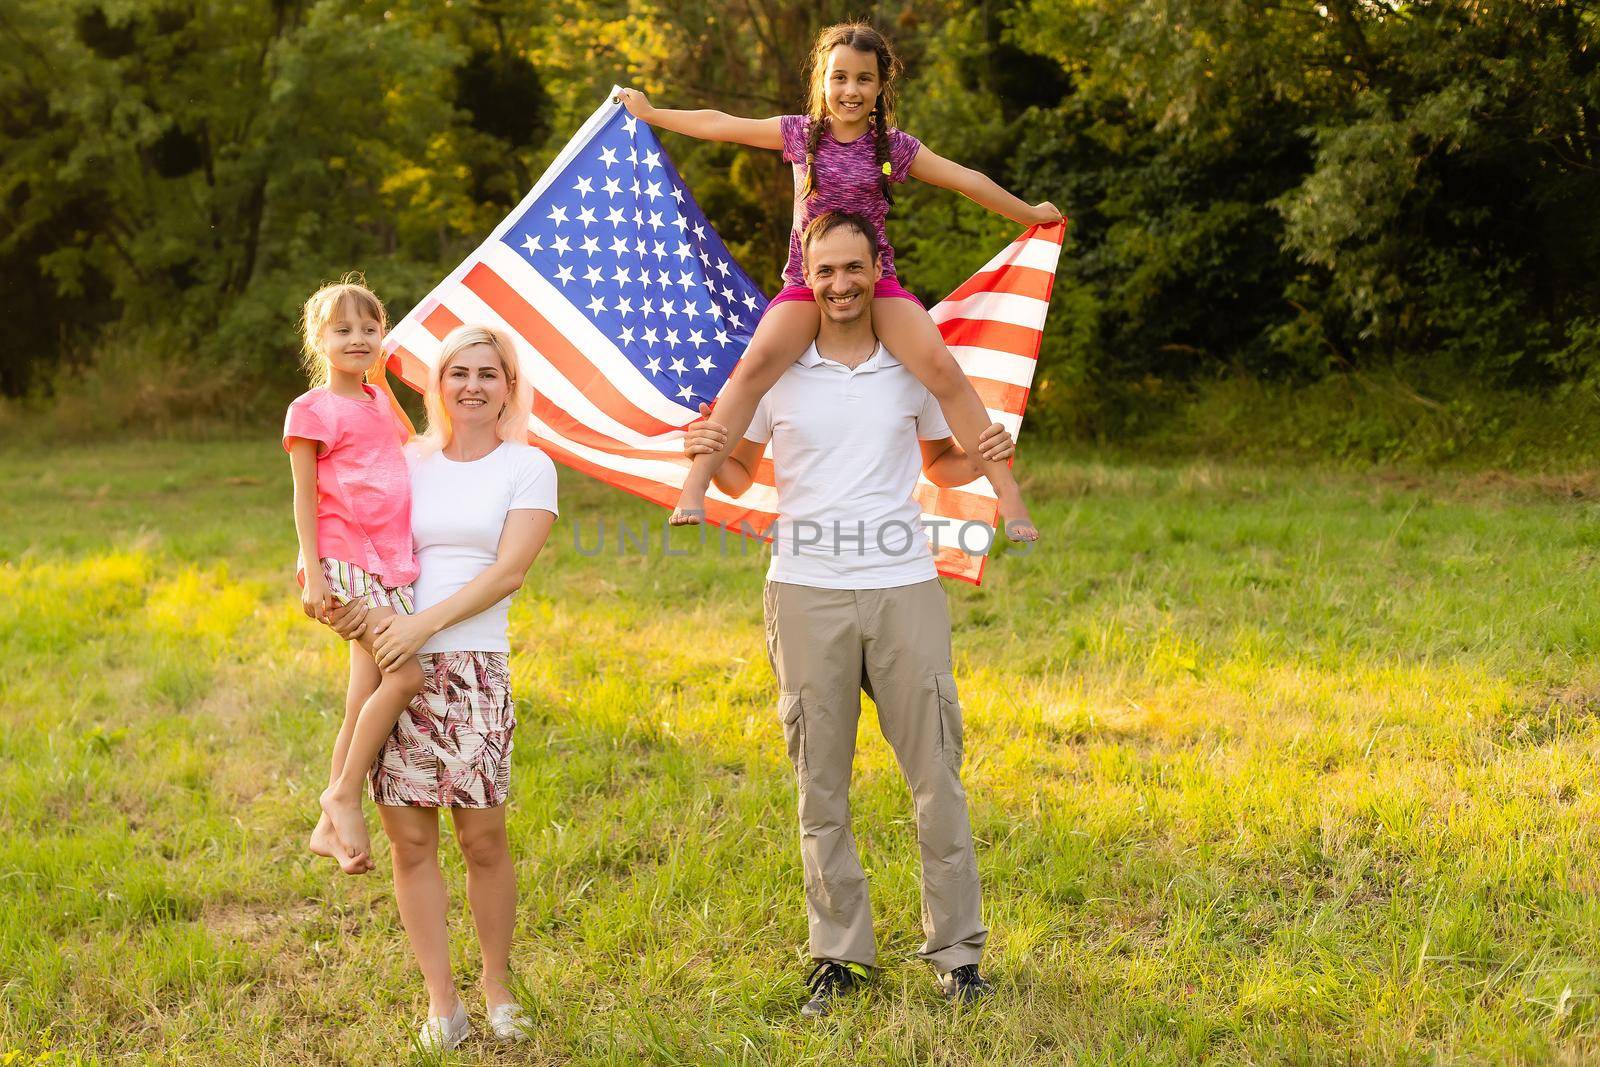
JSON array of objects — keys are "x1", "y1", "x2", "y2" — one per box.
[{"x1": 763, "y1": 578, "x2": 987, "y2": 972}]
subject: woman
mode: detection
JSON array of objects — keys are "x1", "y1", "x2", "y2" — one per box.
[{"x1": 327, "y1": 323, "x2": 557, "y2": 1051}]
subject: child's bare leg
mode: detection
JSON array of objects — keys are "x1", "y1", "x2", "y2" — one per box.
[
  {"x1": 309, "y1": 643, "x2": 382, "y2": 861},
  {"x1": 320, "y1": 605, "x2": 425, "y2": 875},
  {"x1": 874, "y1": 297, "x2": 1039, "y2": 541},
  {"x1": 672, "y1": 300, "x2": 820, "y2": 524}
]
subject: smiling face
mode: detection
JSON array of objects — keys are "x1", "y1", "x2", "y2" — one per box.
[
  {"x1": 823, "y1": 44, "x2": 881, "y2": 128},
  {"x1": 440, "y1": 342, "x2": 512, "y2": 428},
  {"x1": 319, "y1": 296, "x2": 384, "y2": 379},
  {"x1": 804, "y1": 222, "x2": 881, "y2": 326}
]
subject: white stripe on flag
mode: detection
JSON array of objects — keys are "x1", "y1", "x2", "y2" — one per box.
[
  {"x1": 928, "y1": 291, "x2": 1050, "y2": 331},
  {"x1": 390, "y1": 320, "x2": 444, "y2": 365},
  {"x1": 974, "y1": 236, "x2": 1064, "y2": 276},
  {"x1": 946, "y1": 348, "x2": 1040, "y2": 390}
]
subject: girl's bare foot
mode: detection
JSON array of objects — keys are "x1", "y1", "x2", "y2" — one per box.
[
  {"x1": 671, "y1": 469, "x2": 712, "y2": 526},
  {"x1": 670, "y1": 481, "x2": 707, "y2": 526},
  {"x1": 336, "y1": 846, "x2": 374, "y2": 876},
  {"x1": 999, "y1": 495, "x2": 1040, "y2": 542},
  {"x1": 1003, "y1": 517, "x2": 1040, "y2": 542},
  {"x1": 319, "y1": 786, "x2": 372, "y2": 875},
  {"x1": 308, "y1": 811, "x2": 340, "y2": 860}
]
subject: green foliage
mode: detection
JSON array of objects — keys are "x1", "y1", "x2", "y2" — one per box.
[
  {"x1": 1011, "y1": 0, "x2": 1600, "y2": 397},
  {"x1": 0, "y1": 0, "x2": 558, "y2": 394}
]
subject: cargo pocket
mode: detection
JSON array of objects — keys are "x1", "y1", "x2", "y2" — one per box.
[
  {"x1": 778, "y1": 690, "x2": 807, "y2": 783},
  {"x1": 934, "y1": 672, "x2": 964, "y2": 772}
]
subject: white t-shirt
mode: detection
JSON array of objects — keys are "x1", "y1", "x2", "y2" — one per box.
[
  {"x1": 408, "y1": 441, "x2": 558, "y2": 653},
  {"x1": 746, "y1": 342, "x2": 950, "y2": 590}
]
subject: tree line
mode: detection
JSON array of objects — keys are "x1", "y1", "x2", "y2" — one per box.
[{"x1": 3, "y1": 0, "x2": 1596, "y2": 434}]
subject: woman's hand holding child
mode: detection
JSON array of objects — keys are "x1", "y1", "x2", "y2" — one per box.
[
  {"x1": 324, "y1": 599, "x2": 370, "y2": 642},
  {"x1": 370, "y1": 613, "x2": 437, "y2": 674}
]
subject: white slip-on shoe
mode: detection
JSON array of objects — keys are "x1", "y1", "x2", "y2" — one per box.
[
  {"x1": 416, "y1": 998, "x2": 471, "y2": 1053},
  {"x1": 487, "y1": 1002, "x2": 533, "y2": 1042}
]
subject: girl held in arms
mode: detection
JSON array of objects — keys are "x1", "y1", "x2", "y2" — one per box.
[
  {"x1": 618, "y1": 21, "x2": 1062, "y2": 540},
  {"x1": 284, "y1": 277, "x2": 423, "y2": 876}
]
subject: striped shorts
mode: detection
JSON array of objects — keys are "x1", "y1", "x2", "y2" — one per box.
[{"x1": 319, "y1": 558, "x2": 415, "y2": 615}]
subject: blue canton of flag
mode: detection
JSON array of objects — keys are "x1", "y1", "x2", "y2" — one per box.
[{"x1": 497, "y1": 105, "x2": 768, "y2": 407}]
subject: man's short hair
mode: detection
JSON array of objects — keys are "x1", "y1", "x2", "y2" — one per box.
[{"x1": 801, "y1": 211, "x2": 879, "y2": 267}]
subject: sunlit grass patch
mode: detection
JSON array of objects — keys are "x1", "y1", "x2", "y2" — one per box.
[{"x1": 4, "y1": 440, "x2": 1600, "y2": 1062}]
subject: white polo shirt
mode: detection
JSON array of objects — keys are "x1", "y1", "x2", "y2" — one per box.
[{"x1": 745, "y1": 342, "x2": 951, "y2": 589}]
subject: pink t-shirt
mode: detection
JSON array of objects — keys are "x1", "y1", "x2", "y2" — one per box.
[
  {"x1": 779, "y1": 115, "x2": 923, "y2": 287},
  {"x1": 282, "y1": 384, "x2": 418, "y2": 587}
]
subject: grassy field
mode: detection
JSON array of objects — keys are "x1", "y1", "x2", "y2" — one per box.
[{"x1": 5, "y1": 440, "x2": 1600, "y2": 1064}]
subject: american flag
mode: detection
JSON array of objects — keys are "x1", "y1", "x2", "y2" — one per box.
[{"x1": 383, "y1": 89, "x2": 1064, "y2": 586}]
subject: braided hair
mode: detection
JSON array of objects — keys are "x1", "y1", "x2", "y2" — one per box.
[{"x1": 800, "y1": 22, "x2": 903, "y2": 204}]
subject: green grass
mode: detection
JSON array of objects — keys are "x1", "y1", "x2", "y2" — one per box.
[{"x1": 5, "y1": 439, "x2": 1600, "y2": 1064}]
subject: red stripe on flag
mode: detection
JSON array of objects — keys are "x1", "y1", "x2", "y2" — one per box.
[
  {"x1": 933, "y1": 544, "x2": 983, "y2": 584},
  {"x1": 463, "y1": 264, "x2": 684, "y2": 438},
  {"x1": 913, "y1": 484, "x2": 1002, "y2": 526},
  {"x1": 1026, "y1": 222, "x2": 1069, "y2": 246},
  {"x1": 938, "y1": 318, "x2": 1045, "y2": 360},
  {"x1": 424, "y1": 303, "x2": 464, "y2": 337},
  {"x1": 387, "y1": 346, "x2": 432, "y2": 394},
  {"x1": 536, "y1": 396, "x2": 691, "y2": 467},
  {"x1": 969, "y1": 376, "x2": 1030, "y2": 415},
  {"x1": 944, "y1": 264, "x2": 1055, "y2": 305}
]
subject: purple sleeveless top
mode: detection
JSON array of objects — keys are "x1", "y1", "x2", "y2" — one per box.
[{"x1": 778, "y1": 115, "x2": 923, "y2": 287}]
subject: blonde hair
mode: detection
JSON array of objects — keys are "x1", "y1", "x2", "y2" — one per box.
[
  {"x1": 419, "y1": 324, "x2": 532, "y2": 455},
  {"x1": 299, "y1": 274, "x2": 387, "y2": 387}
]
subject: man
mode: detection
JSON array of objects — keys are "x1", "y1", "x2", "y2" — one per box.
[{"x1": 684, "y1": 210, "x2": 1015, "y2": 1015}]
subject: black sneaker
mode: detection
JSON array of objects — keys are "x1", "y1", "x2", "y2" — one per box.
[
  {"x1": 801, "y1": 960, "x2": 868, "y2": 1018},
  {"x1": 938, "y1": 964, "x2": 994, "y2": 1005}
]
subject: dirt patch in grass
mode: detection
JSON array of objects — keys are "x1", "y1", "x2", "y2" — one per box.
[
  {"x1": 202, "y1": 899, "x2": 320, "y2": 946},
  {"x1": 1459, "y1": 469, "x2": 1600, "y2": 501},
  {"x1": 1371, "y1": 467, "x2": 1600, "y2": 506}
]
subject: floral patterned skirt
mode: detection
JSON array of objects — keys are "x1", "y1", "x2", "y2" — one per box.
[{"x1": 369, "y1": 651, "x2": 515, "y2": 808}]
